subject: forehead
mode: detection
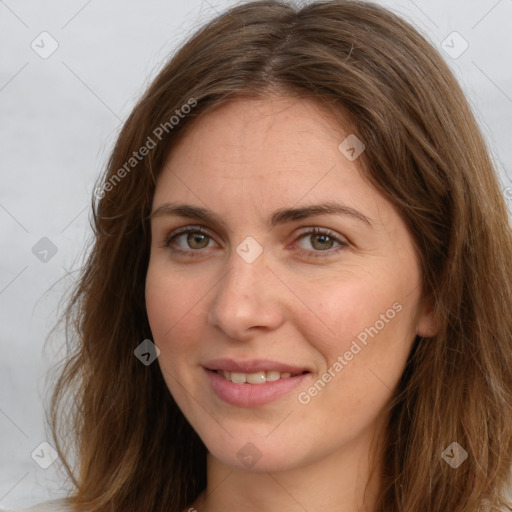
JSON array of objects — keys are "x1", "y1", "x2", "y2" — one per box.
[{"x1": 154, "y1": 96, "x2": 373, "y2": 204}]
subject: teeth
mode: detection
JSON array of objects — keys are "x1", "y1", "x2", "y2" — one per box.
[
  {"x1": 230, "y1": 372, "x2": 246, "y2": 384},
  {"x1": 247, "y1": 371, "x2": 266, "y2": 384},
  {"x1": 216, "y1": 369, "x2": 302, "y2": 384},
  {"x1": 266, "y1": 371, "x2": 280, "y2": 382}
]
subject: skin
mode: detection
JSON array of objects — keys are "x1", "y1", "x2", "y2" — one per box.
[{"x1": 145, "y1": 95, "x2": 437, "y2": 512}]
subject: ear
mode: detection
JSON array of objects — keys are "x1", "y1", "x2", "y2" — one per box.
[{"x1": 416, "y1": 296, "x2": 439, "y2": 338}]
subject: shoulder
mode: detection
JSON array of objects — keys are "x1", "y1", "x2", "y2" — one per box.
[{"x1": 0, "y1": 499, "x2": 72, "y2": 512}]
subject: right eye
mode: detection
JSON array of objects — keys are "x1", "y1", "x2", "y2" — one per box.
[{"x1": 163, "y1": 226, "x2": 219, "y2": 256}]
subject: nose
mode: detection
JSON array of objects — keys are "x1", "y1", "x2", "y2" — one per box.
[{"x1": 207, "y1": 247, "x2": 285, "y2": 341}]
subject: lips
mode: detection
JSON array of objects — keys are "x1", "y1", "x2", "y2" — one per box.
[
  {"x1": 202, "y1": 358, "x2": 312, "y2": 407},
  {"x1": 203, "y1": 358, "x2": 310, "y2": 374}
]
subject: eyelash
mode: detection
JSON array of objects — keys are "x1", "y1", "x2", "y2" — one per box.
[{"x1": 161, "y1": 225, "x2": 349, "y2": 259}]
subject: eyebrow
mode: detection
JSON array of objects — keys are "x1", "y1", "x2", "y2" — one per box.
[{"x1": 149, "y1": 201, "x2": 374, "y2": 229}]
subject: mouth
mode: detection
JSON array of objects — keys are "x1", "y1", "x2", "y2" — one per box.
[
  {"x1": 202, "y1": 359, "x2": 312, "y2": 407},
  {"x1": 213, "y1": 369, "x2": 309, "y2": 384}
]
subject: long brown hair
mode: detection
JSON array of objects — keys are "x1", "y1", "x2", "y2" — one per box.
[{"x1": 47, "y1": 1, "x2": 512, "y2": 510}]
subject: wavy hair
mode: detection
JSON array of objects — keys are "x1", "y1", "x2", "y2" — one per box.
[{"x1": 48, "y1": 1, "x2": 512, "y2": 511}]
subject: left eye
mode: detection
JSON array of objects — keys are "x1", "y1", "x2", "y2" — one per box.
[{"x1": 296, "y1": 228, "x2": 348, "y2": 253}]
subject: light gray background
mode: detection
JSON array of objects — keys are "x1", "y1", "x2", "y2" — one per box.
[{"x1": 1, "y1": 0, "x2": 511, "y2": 508}]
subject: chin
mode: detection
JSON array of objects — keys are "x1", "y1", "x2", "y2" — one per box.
[{"x1": 203, "y1": 432, "x2": 310, "y2": 473}]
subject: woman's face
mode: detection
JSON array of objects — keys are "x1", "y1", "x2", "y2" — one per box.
[{"x1": 145, "y1": 96, "x2": 435, "y2": 473}]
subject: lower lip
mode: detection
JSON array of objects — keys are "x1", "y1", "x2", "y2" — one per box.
[{"x1": 204, "y1": 368, "x2": 311, "y2": 407}]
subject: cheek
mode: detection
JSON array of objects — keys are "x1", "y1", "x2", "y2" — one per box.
[
  {"x1": 145, "y1": 267, "x2": 208, "y2": 406},
  {"x1": 145, "y1": 270, "x2": 173, "y2": 340},
  {"x1": 300, "y1": 269, "x2": 416, "y2": 351},
  {"x1": 291, "y1": 282, "x2": 416, "y2": 433},
  {"x1": 146, "y1": 261, "x2": 203, "y2": 328},
  {"x1": 293, "y1": 272, "x2": 419, "y2": 420},
  {"x1": 145, "y1": 267, "x2": 205, "y2": 356}
]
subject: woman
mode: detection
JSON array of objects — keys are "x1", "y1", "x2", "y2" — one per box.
[{"x1": 4, "y1": 0, "x2": 512, "y2": 511}]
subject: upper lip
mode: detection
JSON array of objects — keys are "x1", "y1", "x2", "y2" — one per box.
[{"x1": 203, "y1": 358, "x2": 310, "y2": 374}]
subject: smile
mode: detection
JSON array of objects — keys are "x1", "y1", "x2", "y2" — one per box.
[
  {"x1": 215, "y1": 369, "x2": 307, "y2": 384},
  {"x1": 204, "y1": 367, "x2": 311, "y2": 407}
]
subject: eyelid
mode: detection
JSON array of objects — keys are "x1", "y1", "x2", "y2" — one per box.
[{"x1": 295, "y1": 226, "x2": 348, "y2": 243}]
